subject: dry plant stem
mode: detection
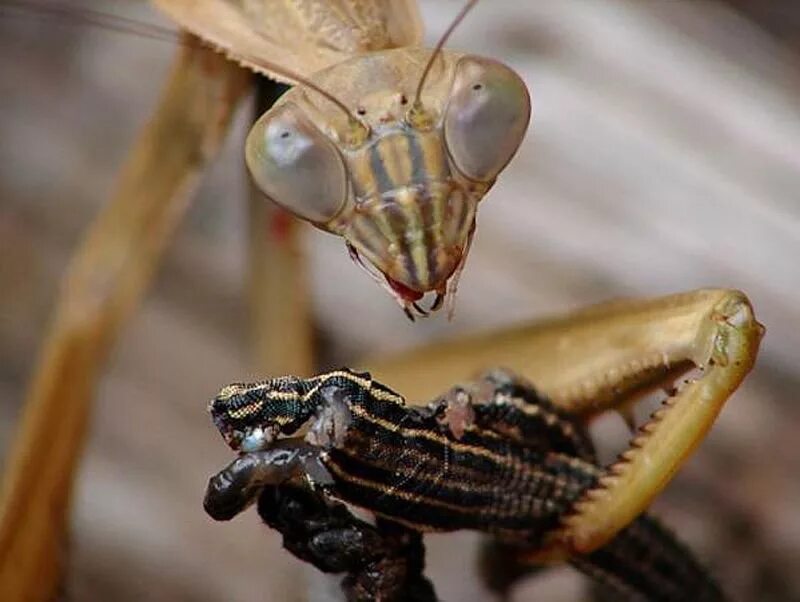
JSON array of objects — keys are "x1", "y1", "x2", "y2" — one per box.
[
  {"x1": 367, "y1": 289, "x2": 762, "y2": 557},
  {"x1": 0, "y1": 38, "x2": 250, "y2": 602},
  {"x1": 248, "y1": 80, "x2": 313, "y2": 376}
]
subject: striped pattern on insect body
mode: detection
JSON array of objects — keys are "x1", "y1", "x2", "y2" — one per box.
[
  {"x1": 244, "y1": 46, "x2": 531, "y2": 318},
  {"x1": 204, "y1": 368, "x2": 729, "y2": 601},
  {"x1": 206, "y1": 368, "x2": 595, "y2": 536}
]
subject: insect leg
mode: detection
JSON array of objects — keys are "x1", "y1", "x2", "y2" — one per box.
[
  {"x1": 204, "y1": 443, "x2": 326, "y2": 521},
  {"x1": 567, "y1": 513, "x2": 725, "y2": 602},
  {"x1": 479, "y1": 514, "x2": 725, "y2": 602},
  {"x1": 0, "y1": 39, "x2": 250, "y2": 601},
  {"x1": 257, "y1": 484, "x2": 438, "y2": 602},
  {"x1": 369, "y1": 289, "x2": 762, "y2": 556}
]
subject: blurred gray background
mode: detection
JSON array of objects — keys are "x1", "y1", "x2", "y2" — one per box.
[{"x1": 0, "y1": 0, "x2": 798, "y2": 600}]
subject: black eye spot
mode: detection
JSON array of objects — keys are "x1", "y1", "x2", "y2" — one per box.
[
  {"x1": 280, "y1": 131, "x2": 290, "y2": 139},
  {"x1": 400, "y1": 94, "x2": 408, "y2": 105},
  {"x1": 357, "y1": 107, "x2": 367, "y2": 116},
  {"x1": 472, "y1": 83, "x2": 483, "y2": 91}
]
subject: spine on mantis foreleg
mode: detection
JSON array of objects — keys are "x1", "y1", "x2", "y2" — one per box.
[{"x1": 539, "y1": 457, "x2": 726, "y2": 600}]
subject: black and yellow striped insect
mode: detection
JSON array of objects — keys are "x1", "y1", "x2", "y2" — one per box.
[{"x1": 204, "y1": 368, "x2": 724, "y2": 601}]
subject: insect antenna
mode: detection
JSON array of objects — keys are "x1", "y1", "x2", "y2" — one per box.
[
  {"x1": 237, "y1": 50, "x2": 367, "y2": 140},
  {"x1": 412, "y1": 0, "x2": 480, "y2": 113},
  {"x1": 0, "y1": 0, "x2": 365, "y2": 135}
]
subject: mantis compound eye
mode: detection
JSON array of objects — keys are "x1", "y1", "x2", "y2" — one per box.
[
  {"x1": 246, "y1": 102, "x2": 349, "y2": 224},
  {"x1": 443, "y1": 56, "x2": 530, "y2": 182}
]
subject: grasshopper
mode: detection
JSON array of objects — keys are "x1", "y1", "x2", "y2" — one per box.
[
  {"x1": 204, "y1": 366, "x2": 731, "y2": 600},
  {"x1": 0, "y1": 2, "x2": 768, "y2": 601}
]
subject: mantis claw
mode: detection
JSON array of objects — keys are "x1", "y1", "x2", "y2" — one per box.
[
  {"x1": 367, "y1": 289, "x2": 762, "y2": 562},
  {"x1": 547, "y1": 290, "x2": 763, "y2": 558}
]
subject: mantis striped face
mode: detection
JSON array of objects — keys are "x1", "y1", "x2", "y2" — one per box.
[
  {"x1": 246, "y1": 49, "x2": 530, "y2": 315},
  {"x1": 156, "y1": 0, "x2": 531, "y2": 317}
]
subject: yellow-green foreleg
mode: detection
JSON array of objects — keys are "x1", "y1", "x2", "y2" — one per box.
[{"x1": 368, "y1": 289, "x2": 763, "y2": 558}]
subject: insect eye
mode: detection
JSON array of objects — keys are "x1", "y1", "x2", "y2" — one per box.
[
  {"x1": 246, "y1": 102, "x2": 348, "y2": 224},
  {"x1": 444, "y1": 56, "x2": 530, "y2": 182}
]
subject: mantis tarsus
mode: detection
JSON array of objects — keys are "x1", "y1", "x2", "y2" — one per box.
[{"x1": 3, "y1": 0, "x2": 788, "y2": 596}]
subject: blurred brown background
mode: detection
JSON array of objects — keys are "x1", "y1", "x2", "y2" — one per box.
[{"x1": 0, "y1": 1, "x2": 798, "y2": 600}]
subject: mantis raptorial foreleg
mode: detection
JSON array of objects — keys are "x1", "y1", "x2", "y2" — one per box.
[
  {"x1": 0, "y1": 39, "x2": 250, "y2": 601},
  {"x1": 367, "y1": 289, "x2": 763, "y2": 557}
]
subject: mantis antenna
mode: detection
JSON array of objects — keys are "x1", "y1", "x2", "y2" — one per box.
[
  {"x1": 0, "y1": 0, "x2": 363, "y2": 128},
  {"x1": 412, "y1": 0, "x2": 480, "y2": 111},
  {"x1": 238, "y1": 51, "x2": 365, "y2": 133}
]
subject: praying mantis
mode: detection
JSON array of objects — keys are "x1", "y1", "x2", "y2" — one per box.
[{"x1": 3, "y1": 2, "x2": 784, "y2": 596}]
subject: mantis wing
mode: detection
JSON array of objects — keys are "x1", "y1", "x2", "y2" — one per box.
[{"x1": 153, "y1": 0, "x2": 425, "y2": 81}]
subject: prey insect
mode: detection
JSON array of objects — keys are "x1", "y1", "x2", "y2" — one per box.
[
  {"x1": 203, "y1": 369, "x2": 720, "y2": 601},
  {"x1": 204, "y1": 289, "x2": 762, "y2": 601}
]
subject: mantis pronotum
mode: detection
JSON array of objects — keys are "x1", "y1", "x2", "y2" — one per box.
[{"x1": 3, "y1": 0, "x2": 792, "y2": 596}]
